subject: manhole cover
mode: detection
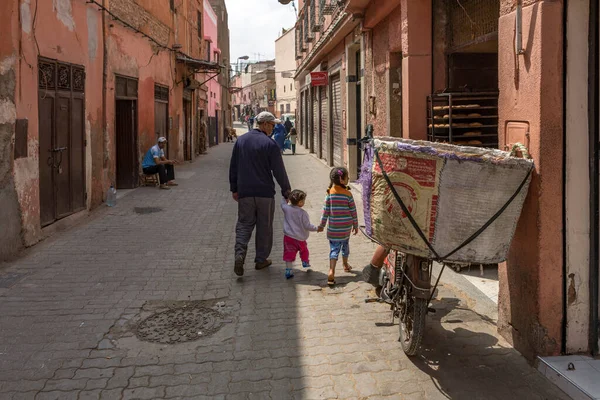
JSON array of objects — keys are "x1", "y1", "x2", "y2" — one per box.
[
  {"x1": 135, "y1": 305, "x2": 224, "y2": 344},
  {"x1": 134, "y1": 207, "x2": 163, "y2": 214}
]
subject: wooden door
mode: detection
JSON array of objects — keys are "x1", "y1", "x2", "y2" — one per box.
[
  {"x1": 38, "y1": 92, "x2": 55, "y2": 227},
  {"x1": 38, "y1": 59, "x2": 86, "y2": 227},
  {"x1": 115, "y1": 100, "x2": 138, "y2": 189}
]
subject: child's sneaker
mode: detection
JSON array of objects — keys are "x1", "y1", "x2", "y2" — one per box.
[
  {"x1": 302, "y1": 261, "x2": 311, "y2": 269},
  {"x1": 285, "y1": 268, "x2": 294, "y2": 279}
]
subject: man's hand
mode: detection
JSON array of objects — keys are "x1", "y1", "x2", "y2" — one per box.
[
  {"x1": 232, "y1": 193, "x2": 239, "y2": 202},
  {"x1": 353, "y1": 226, "x2": 359, "y2": 236},
  {"x1": 317, "y1": 226, "x2": 324, "y2": 233}
]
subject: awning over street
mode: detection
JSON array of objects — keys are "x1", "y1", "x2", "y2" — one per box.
[{"x1": 176, "y1": 53, "x2": 221, "y2": 72}]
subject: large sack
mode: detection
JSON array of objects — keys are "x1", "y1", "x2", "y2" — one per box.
[{"x1": 359, "y1": 138, "x2": 533, "y2": 264}]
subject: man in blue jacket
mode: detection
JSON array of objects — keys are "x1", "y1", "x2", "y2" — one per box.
[{"x1": 229, "y1": 111, "x2": 292, "y2": 276}]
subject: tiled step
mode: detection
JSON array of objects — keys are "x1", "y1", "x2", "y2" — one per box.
[{"x1": 538, "y1": 355, "x2": 600, "y2": 400}]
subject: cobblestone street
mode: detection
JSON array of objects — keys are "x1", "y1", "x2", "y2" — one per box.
[{"x1": 0, "y1": 136, "x2": 568, "y2": 400}]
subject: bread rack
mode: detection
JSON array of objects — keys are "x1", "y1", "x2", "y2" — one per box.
[{"x1": 426, "y1": 91, "x2": 499, "y2": 149}]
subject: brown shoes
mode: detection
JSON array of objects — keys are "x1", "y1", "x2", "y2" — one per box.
[{"x1": 255, "y1": 260, "x2": 272, "y2": 270}]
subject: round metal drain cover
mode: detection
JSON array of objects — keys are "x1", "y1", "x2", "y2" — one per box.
[{"x1": 136, "y1": 306, "x2": 223, "y2": 344}]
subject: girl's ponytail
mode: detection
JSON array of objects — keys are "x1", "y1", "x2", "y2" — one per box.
[{"x1": 328, "y1": 167, "x2": 349, "y2": 192}]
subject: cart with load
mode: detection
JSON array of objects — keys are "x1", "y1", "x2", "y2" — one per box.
[{"x1": 358, "y1": 125, "x2": 533, "y2": 355}]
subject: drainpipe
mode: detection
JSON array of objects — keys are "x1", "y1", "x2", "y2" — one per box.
[
  {"x1": 561, "y1": 0, "x2": 568, "y2": 355},
  {"x1": 515, "y1": 0, "x2": 525, "y2": 55},
  {"x1": 588, "y1": 0, "x2": 599, "y2": 357}
]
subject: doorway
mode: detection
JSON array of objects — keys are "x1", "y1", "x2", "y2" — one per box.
[
  {"x1": 115, "y1": 75, "x2": 139, "y2": 189},
  {"x1": 115, "y1": 100, "x2": 138, "y2": 189},
  {"x1": 37, "y1": 59, "x2": 86, "y2": 227},
  {"x1": 330, "y1": 74, "x2": 342, "y2": 167},
  {"x1": 183, "y1": 98, "x2": 192, "y2": 161},
  {"x1": 154, "y1": 84, "x2": 169, "y2": 146}
]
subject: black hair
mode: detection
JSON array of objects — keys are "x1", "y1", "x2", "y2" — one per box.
[
  {"x1": 289, "y1": 189, "x2": 306, "y2": 206},
  {"x1": 328, "y1": 167, "x2": 349, "y2": 192},
  {"x1": 290, "y1": 127, "x2": 297, "y2": 134}
]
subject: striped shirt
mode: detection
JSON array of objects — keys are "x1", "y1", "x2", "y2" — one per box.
[{"x1": 319, "y1": 185, "x2": 358, "y2": 241}]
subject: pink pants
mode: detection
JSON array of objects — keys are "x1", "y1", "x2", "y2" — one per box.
[{"x1": 283, "y1": 235, "x2": 310, "y2": 263}]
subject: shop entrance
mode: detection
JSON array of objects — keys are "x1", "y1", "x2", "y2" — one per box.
[{"x1": 429, "y1": 0, "x2": 501, "y2": 311}]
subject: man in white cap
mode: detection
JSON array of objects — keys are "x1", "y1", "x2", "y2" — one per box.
[
  {"x1": 229, "y1": 111, "x2": 292, "y2": 276},
  {"x1": 142, "y1": 137, "x2": 178, "y2": 190}
]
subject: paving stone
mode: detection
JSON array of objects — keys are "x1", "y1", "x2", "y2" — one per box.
[
  {"x1": 164, "y1": 384, "x2": 209, "y2": 398},
  {"x1": 122, "y1": 386, "x2": 165, "y2": 400}
]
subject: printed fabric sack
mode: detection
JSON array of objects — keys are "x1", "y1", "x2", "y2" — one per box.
[{"x1": 359, "y1": 138, "x2": 533, "y2": 264}]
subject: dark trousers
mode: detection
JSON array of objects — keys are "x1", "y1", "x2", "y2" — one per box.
[
  {"x1": 235, "y1": 197, "x2": 275, "y2": 263},
  {"x1": 143, "y1": 164, "x2": 174, "y2": 185},
  {"x1": 291, "y1": 144, "x2": 296, "y2": 154}
]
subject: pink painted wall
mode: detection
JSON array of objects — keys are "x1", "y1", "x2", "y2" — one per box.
[
  {"x1": 6, "y1": 0, "x2": 105, "y2": 245},
  {"x1": 204, "y1": 0, "x2": 221, "y2": 119},
  {"x1": 497, "y1": 0, "x2": 564, "y2": 359}
]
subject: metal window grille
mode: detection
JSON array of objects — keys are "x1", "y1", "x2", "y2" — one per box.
[
  {"x1": 449, "y1": 0, "x2": 499, "y2": 49},
  {"x1": 321, "y1": 0, "x2": 335, "y2": 15}
]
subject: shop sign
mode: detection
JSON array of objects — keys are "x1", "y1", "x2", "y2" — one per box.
[{"x1": 311, "y1": 72, "x2": 328, "y2": 87}]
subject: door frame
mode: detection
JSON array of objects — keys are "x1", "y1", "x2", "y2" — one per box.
[{"x1": 114, "y1": 75, "x2": 139, "y2": 189}]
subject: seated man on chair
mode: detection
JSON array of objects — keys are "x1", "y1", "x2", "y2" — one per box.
[{"x1": 142, "y1": 137, "x2": 178, "y2": 190}]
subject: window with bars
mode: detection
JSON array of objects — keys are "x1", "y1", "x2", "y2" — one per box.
[
  {"x1": 449, "y1": 0, "x2": 499, "y2": 50},
  {"x1": 321, "y1": 0, "x2": 335, "y2": 15},
  {"x1": 311, "y1": 1, "x2": 321, "y2": 32},
  {"x1": 197, "y1": 11, "x2": 202, "y2": 38}
]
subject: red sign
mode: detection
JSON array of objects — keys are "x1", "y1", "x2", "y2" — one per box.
[{"x1": 311, "y1": 72, "x2": 328, "y2": 87}]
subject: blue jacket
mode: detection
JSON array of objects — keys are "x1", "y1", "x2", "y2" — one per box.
[
  {"x1": 273, "y1": 124, "x2": 287, "y2": 150},
  {"x1": 229, "y1": 129, "x2": 291, "y2": 199}
]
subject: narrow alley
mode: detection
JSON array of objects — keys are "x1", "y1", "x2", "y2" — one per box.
[{"x1": 0, "y1": 134, "x2": 567, "y2": 400}]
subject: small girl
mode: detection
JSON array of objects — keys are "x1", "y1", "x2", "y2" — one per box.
[
  {"x1": 282, "y1": 190, "x2": 323, "y2": 279},
  {"x1": 319, "y1": 167, "x2": 359, "y2": 285}
]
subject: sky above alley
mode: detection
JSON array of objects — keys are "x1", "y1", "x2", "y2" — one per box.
[{"x1": 225, "y1": 0, "x2": 297, "y2": 66}]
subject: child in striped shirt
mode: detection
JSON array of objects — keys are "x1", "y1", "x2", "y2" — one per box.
[{"x1": 319, "y1": 167, "x2": 359, "y2": 285}]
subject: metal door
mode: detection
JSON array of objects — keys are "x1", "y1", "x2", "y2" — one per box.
[
  {"x1": 320, "y1": 85, "x2": 328, "y2": 162},
  {"x1": 115, "y1": 100, "x2": 138, "y2": 189},
  {"x1": 183, "y1": 99, "x2": 191, "y2": 161},
  {"x1": 312, "y1": 90, "x2": 319, "y2": 154},
  {"x1": 38, "y1": 59, "x2": 86, "y2": 227},
  {"x1": 330, "y1": 75, "x2": 342, "y2": 166},
  {"x1": 208, "y1": 117, "x2": 217, "y2": 147}
]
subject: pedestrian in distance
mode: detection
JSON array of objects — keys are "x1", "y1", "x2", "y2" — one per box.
[
  {"x1": 142, "y1": 137, "x2": 179, "y2": 190},
  {"x1": 247, "y1": 116, "x2": 254, "y2": 132},
  {"x1": 318, "y1": 167, "x2": 359, "y2": 285},
  {"x1": 288, "y1": 128, "x2": 298, "y2": 155},
  {"x1": 229, "y1": 111, "x2": 292, "y2": 277},
  {"x1": 284, "y1": 117, "x2": 293, "y2": 134},
  {"x1": 281, "y1": 190, "x2": 323, "y2": 279},
  {"x1": 272, "y1": 123, "x2": 287, "y2": 154}
]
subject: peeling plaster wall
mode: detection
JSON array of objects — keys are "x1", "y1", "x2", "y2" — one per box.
[
  {"x1": 497, "y1": 0, "x2": 564, "y2": 359},
  {"x1": 8, "y1": 0, "x2": 105, "y2": 249},
  {"x1": 0, "y1": 1, "x2": 22, "y2": 260},
  {"x1": 0, "y1": 0, "x2": 23, "y2": 260}
]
